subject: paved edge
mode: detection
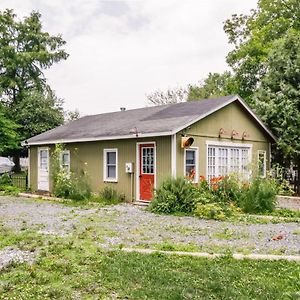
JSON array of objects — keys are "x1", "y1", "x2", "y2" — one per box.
[{"x1": 121, "y1": 247, "x2": 300, "y2": 262}]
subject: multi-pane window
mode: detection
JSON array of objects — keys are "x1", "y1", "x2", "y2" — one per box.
[
  {"x1": 185, "y1": 148, "x2": 198, "y2": 182},
  {"x1": 258, "y1": 150, "x2": 266, "y2": 178},
  {"x1": 207, "y1": 144, "x2": 251, "y2": 181},
  {"x1": 104, "y1": 149, "x2": 118, "y2": 181},
  {"x1": 142, "y1": 147, "x2": 154, "y2": 174},
  {"x1": 207, "y1": 147, "x2": 216, "y2": 182},
  {"x1": 39, "y1": 150, "x2": 48, "y2": 170},
  {"x1": 218, "y1": 148, "x2": 228, "y2": 176},
  {"x1": 60, "y1": 151, "x2": 70, "y2": 173}
]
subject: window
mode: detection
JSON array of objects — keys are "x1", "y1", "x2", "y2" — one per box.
[
  {"x1": 142, "y1": 147, "x2": 154, "y2": 174},
  {"x1": 207, "y1": 143, "x2": 251, "y2": 182},
  {"x1": 60, "y1": 150, "x2": 70, "y2": 173},
  {"x1": 258, "y1": 150, "x2": 267, "y2": 178},
  {"x1": 104, "y1": 149, "x2": 118, "y2": 182},
  {"x1": 39, "y1": 149, "x2": 48, "y2": 170},
  {"x1": 184, "y1": 148, "x2": 198, "y2": 182}
]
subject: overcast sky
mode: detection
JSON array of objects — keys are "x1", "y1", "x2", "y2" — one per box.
[{"x1": 0, "y1": 0, "x2": 257, "y2": 115}]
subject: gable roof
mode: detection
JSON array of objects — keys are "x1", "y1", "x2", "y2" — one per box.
[{"x1": 24, "y1": 95, "x2": 276, "y2": 146}]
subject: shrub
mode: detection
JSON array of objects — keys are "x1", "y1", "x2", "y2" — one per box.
[
  {"x1": 150, "y1": 177, "x2": 201, "y2": 214},
  {"x1": 53, "y1": 170, "x2": 91, "y2": 201},
  {"x1": 95, "y1": 186, "x2": 124, "y2": 204},
  {"x1": 237, "y1": 176, "x2": 278, "y2": 213},
  {"x1": 0, "y1": 173, "x2": 12, "y2": 186},
  {"x1": 194, "y1": 202, "x2": 240, "y2": 220}
]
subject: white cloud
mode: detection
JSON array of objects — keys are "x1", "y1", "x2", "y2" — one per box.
[{"x1": 0, "y1": 0, "x2": 257, "y2": 115}]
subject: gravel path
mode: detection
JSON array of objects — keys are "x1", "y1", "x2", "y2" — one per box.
[{"x1": 0, "y1": 196, "x2": 300, "y2": 260}]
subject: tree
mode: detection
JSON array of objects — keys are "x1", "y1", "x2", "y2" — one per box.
[
  {"x1": 0, "y1": 9, "x2": 68, "y2": 170},
  {"x1": 146, "y1": 87, "x2": 187, "y2": 106},
  {"x1": 224, "y1": 0, "x2": 300, "y2": 104},
  {"x1": 0, "y1": 104, "x2": 18, "y2": 153},
  {"x1": 187, "y1": 72, "x2": 238, "y2": 100},
  {"x1": 65, "y1": 109, "x2": 80, "y2": 123},
  {"x1": 254, "y1": 29, "x2": 300, "y2": 194}
]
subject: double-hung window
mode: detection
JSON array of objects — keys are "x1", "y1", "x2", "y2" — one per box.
[
  {"x1": 104, "y1": 149, "x2": 118, "y2": 182},
  {"x1": 258, "y1": 150, "x2": 267, "y2": 178},
  {"x1": 60, "y1": 150, "x2": 70, "y2": 173},
  {"x1": 184, "y1": 148, "x2": 198, "y2": 183}
]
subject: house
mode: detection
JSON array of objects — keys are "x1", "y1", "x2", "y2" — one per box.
[{"x1": 24, "y1": 95, "x2": 276, "y2": 202}]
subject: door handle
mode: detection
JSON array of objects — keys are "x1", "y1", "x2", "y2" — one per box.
[{"x1": 139, "y1": 175, "x2": 142, "y2": 178}]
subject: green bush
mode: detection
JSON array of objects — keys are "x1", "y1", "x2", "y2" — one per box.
[
  {"x1": 237, "y1": 177, "x2": 278, "y2": 213},
  {"x1": 0, "y1": 173, "x2": 12, "y2": 186},
  {"x1": 150, "y1": 177, "x2": 200, "y2": 214},
  {"x1": 53, "y1": 170, "x2": 91, "y2": 201},
  {"x1": 95, "y1": 186, "x2": 124, "y2": 204},
  {"x1": 0, "y1": 185, "x2": 21, "y2": 196},
  {"x1": 195, "y1": 203, "x2": 227, "y2": 220}
]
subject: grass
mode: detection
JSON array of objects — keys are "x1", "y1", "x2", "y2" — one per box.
[{"x1": 1, "y1": 219, "x2": 300, "y2": 299}]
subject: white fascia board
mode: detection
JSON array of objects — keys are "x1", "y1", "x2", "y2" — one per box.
[{"x1": 23, "y1": 131, "x2": 173, "y2": 146}]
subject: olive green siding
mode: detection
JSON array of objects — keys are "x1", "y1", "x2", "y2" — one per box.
[
  {"x1": 29, "y1": 101, "x2": 273, "y2": 199},
  {"x1": 175, "y1": 102, "x2": 271, "y2": 178},
  {"x1": 29, "y1": 136, "x2": 171, "y2": 200}
]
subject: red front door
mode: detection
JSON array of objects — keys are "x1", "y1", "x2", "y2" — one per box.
[{"x1": 139, "y1": 143, "x2": 155, "y2": 201}]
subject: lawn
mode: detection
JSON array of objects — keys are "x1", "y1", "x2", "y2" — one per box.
[{"x1": 0, "y1": 222, "x2": 300, "y2": 299}]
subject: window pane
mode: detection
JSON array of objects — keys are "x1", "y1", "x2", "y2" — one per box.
[
  {"x1": 186, "y1": 150, "x2": 195, "y2": 165},
  {"x1": 107, "y1": 165, "x2": 116, "y2": 178},
  {"x1": 107, "y1": 152, "x2": 116, "y2": 165}
]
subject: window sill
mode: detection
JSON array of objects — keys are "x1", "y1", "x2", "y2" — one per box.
[{"x1": 104, "y1": 179, "x2": 118, "y2": 183}]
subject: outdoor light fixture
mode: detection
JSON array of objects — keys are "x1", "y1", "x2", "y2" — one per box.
[
  {"x1": 231, "y1": 130, "x2": 239, "y2": 139},
  {"x1": 242, "y1": 131, "x2": 250, "y2": 140},
  {"x1": 130, "y1": 127, "x2": 139, "y2": 137}
]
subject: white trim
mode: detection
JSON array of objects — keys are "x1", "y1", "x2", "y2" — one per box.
[
  {"x1": 60, "y1": 150, "x2": 71, "y2": 173},
  {"x1": 171, "y1": 134, "x2": 177, "y2": 177},
  {"x1": 23, "y1": 95, "x2": 276, "y2": 146},
  {"x1": 257, "y1": 150, "x2": 267, "y2": 178},
  {"x1": 24, "y1": 131, "x2": 172, "y2": 146},
  {"x1": 37, "y1": 147, "x2": 49, "y2": 191},
  {"x1": 184, "y1": 147, "x2": 199, "y2": 183},
  {"x1": 28, "y1": 148, "x2": 31, "y2": 189},
  {"x1": 135, "y1": 141, "x2": 156, "y2": 201},
  {"x1": 205, "y1": 140, "x2": 253, "y2": 148},
  {"x1": 103, "y1": 148, "x2": 118, "y2": 182}
]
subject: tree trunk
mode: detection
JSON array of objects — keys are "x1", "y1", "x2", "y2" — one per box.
[{"x1": 13, "y1": 154, "x2": 21, "y2": 173}]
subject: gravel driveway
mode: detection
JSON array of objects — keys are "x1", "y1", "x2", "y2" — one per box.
[{"x1": 1, "y1": 196, "x2": 300, "y2": 258}]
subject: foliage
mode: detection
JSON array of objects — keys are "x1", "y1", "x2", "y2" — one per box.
[
  {"x1": 64, "y1": 109, "x2": 80, "y2": 123},
  {"x1": 237, "y1": 177, "x2": 278, "y2": 214},
  {"x1": 224, "y1": 0, "x2": 300, "y2": 103},
  {"x1": 52, "y1": 145, "x2": 91, "y2": 201},
  {"x1": 149, "y1": 177, "x2": 201, "y2": 214},
  {"x1": 146, "y1": 86, "x2": 187, "y2": 106},
  {"x1": 0, "y1": 104, "x2": 19, "y2": 153},
  {"x1": 188, "y1": 72, "x2": 238, "y2": 100},
  {"x1": 95, "y1": 186, "x2": 125, "y2": 204},
  {"x1": 0, "y1": 173, "x2": 12, "y2": 185},
  {"x1": 0, "y1": 184, "x2": 22, "y2": 195},
  {"x1": 194, "y1": 202, "x2": 238, "y2": 221},
  {"x1": 0, "y1": 9, "x2": 68, "y2": 159},
  {"x1": 9, "y1": 88, "x2": 64, "y2": 141}
]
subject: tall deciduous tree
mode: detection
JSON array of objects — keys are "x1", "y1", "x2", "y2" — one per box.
[
  {"x1": 224, "y1": 0, "x2": 300, "y2": 104},
  {"x1": 0, "y1": 104, "x2": 18, "y2": 153},
  {"x1": 255, "y1": 29, "x2": 300, "y2": 194},
  {"x1": 0, "y1": 9, "x2": 68, "y2": 169},
  {"x1": 188, "y1": 72, "x2": 238, "y2": 100}
]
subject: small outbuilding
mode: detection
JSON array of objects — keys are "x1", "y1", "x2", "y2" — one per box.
[{"x1": 24, "y1": 95, "x2": 276, "y2": 202}]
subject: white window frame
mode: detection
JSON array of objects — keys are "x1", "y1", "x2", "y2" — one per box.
[
  {"x1": 60, "y1": 150, "x2": 70, "y2": 173},
  {"x1": 103, "y1": 148, "x2": 118, "y2": 182},
  {"x1": 257, "y1": 150, "x2": 267, "y2": 178},
  {"x1": 184, "y1": 147, "x2": 199, "y2": 183},
  {"x1": 206, "y1": 141, "x2": 252, "y2": 181}
]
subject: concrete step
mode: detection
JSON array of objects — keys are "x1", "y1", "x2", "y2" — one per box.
[{"x1": 133, "y1": 200, "x2": 150, "y2": 207}]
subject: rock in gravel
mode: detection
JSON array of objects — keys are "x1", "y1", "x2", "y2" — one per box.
[{"x1": 0, "y1": 247, "x2": 36, "y2": 270}]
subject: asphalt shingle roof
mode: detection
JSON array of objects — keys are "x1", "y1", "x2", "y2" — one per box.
[{"x1": 25, "y1": 95, "x2": 275, "y2": 145}]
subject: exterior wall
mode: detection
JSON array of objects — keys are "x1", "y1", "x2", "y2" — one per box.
[
  {"x1": 29, "y1": 136, "x2": 171, "y2": 200},
  {"x1": 176, "y1": 102, "x2": 272, "y2": 179}
]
